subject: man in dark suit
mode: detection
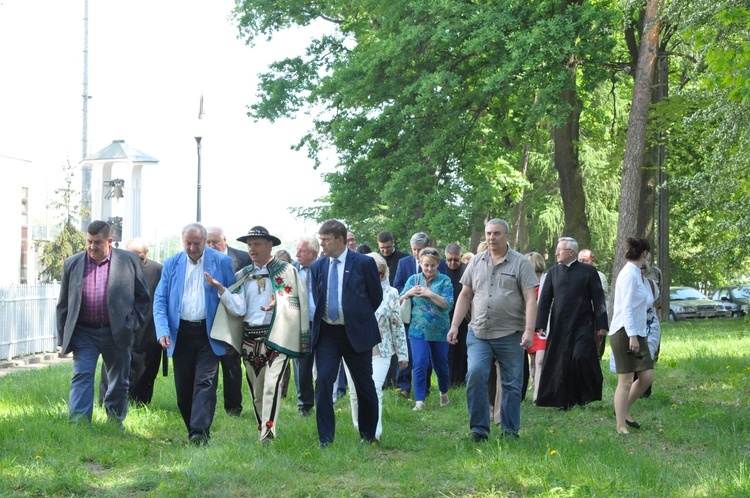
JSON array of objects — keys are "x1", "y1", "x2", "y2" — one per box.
[
  {"x1": 445, "y1": 243, "x2": 469, "y2": 386},
  {"x1": 99, "y1": 238, "x2": 163, "y2": 405},
  {"x1": 310, "y1": 219, "x2": 383, "y2": 446},
  {"x1": 393, "y1": 232, "x2": 448, "y2": 293},
  {"x1": 535, "y1": 237, "x2": 608, "y2": 409},
  {"x1": 392, "y1": 231, "x2": 448, "y2": 397},
  {"x1": 292, "y1": 235, "x2": 319, "y2": 416},
  {"x1": 377, "y1": 231, "x2": 409, "y2": 286},
  {"x1": 206, "y1": 226, "x2": 249, "y2": 416},
  {"x1": 56, "y1": 220, "x2": 150, "y2": 423},
  {"x1": 154, "y1": 223, "x2": 235, "y2": 445}
]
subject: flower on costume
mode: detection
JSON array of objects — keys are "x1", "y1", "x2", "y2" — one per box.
[{"x1": 266, "y1": 420, "x2": 274, "y2": 429}]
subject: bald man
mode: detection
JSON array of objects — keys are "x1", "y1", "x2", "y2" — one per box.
[{"x1": 99, "y1": 237, "x2": 163, "y2": 405}]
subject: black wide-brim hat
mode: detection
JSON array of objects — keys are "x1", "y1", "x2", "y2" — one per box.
[{"x1": 237, "y1": 226, "x2": 281, "y2": 246}]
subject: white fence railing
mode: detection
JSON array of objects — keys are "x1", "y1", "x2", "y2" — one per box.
[{"x1": 0, "y1": 283, "x2": 60, "y2": 361}]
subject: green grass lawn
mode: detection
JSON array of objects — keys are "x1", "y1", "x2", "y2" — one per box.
[{"x1": 1, "y1": 319, "x2": 749, "y2": 497}]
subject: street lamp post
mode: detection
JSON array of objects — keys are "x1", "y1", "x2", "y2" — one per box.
[
  {"x1": 195, "y1": 95, "x2": 205, "y2": 223},
  {"x1": 195, "y1": 134, "x2": 202, "y2": 222}
]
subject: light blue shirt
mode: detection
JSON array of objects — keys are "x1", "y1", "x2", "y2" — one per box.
[
  {"x1": 324, "y1": 248, "x2": 347, "y2": 325},
  {"x1": 299, "y1": 265, "x2": 316, "y2": 322}
]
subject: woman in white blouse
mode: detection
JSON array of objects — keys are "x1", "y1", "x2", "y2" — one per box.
[
  {"x1": 344, "y1": 252, "x2": 409, "y2": 441},
  {"x1": 609, "y1": 237, "x2": 654, "y2": 434}
]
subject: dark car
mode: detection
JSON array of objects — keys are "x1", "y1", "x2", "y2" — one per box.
[
  {"x1": 711, "y1": 285, "x2": 750, "y2": 317},
  {"x1": 669, "y1": 286, "x2": 730, "y2": 321}
]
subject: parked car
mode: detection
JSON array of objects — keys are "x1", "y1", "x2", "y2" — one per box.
[
  {"x1": 711, "y1": 285, "x2": 750, "y2": 317},
  {"x1": 669, "y1": 286, "x2": 731, "y2": 321}
]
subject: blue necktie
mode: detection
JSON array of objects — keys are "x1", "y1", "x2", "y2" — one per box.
[{"x1": 328, "y1": 259, "x2": 340, "y2": 321}]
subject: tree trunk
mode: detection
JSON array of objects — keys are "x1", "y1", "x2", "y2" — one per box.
[
  {"x1": 552, "y1": 81, "x2": 591, "y2": 249},
  {"x1": 611, "y1": 0, "x2": 661, "y2": 305},
  {"x1": 512, "y1": 145, "x2": 531, "y2": 252},
  {"x1": 637, "y1": 131, "x2": 658, "y2": 245}
]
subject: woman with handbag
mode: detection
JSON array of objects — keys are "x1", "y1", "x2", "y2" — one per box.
[{"x1": 399, "y1": 248, "x2": 454, "y2": 411}]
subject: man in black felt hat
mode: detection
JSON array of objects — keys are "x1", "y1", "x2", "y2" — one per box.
[{"x1": 206, "y1": 226, "x2": 310, "y2": 441}]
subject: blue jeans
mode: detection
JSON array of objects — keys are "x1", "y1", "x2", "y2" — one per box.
[
  {"x1": 69, "y1": 325, "x2": 131, "y2": 422},
  {"x1": 410, "y1": 337, "x2": 449, "y2": 402},
  {"x1": 466, "y1": 329, "x2": 524, "y2": 435}
]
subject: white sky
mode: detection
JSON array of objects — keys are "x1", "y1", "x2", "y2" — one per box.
[{"x1": 0, "y1": 0, "x2": 334, "y2": 251}]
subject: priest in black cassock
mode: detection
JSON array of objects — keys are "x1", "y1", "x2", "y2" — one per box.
[{"x1": 535, "y1": 237, "x2": 608, "y2": 409}]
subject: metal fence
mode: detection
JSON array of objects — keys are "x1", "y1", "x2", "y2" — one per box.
[{"x1": 0, "y1": 283, "x2": 60, "y2": 361}]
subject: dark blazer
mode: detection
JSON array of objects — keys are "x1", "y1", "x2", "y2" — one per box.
[
  {"x1": 393, "y1": 255, "x2": 448, "y2": 293},
  {"x1": 133, "y1": 259, "x2": 163, "y2": 351},
  {"x1": 382, "y1": 249, "x2": 410, "y2": 286},
  {"x1": 227, "y1": 246, "x2": 251, "y2": 272},
  {"x1": 309, "y1": 249, "x2": 383, "y2": 353},
  {"x1": 56, "y1": 248, "x2": 150, "y2": 354}
]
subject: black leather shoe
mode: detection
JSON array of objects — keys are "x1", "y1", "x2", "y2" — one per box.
[
  {"x1": 614, "y1": 410, "x2": 641, "y2": 429},
  {"x1": 625, "y1": 419, "x2": 641, "y2": 429},
  {"x1": 189, "y1": 434, "x2": 209, "y2": 446},
  {"x1": 468, "y1": 432, "x2": 488, "y2": 443}
]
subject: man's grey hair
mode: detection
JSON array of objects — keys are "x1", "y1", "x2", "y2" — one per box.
[
  {"x1": 445, "y1": 243, "x2": 462, "y2": 255},
  {"x1": 410, "y1": 232, "x2": 430, "y2": 247},
  {"x1": 205, "y1": 225, "x2": 225, "y2": 238},
  {"x1": 182, "y1": 223, "x2": 207, "y2": 241},
  {"x1": 558, "y1": 236, "x2": 578, "y2": 253},
  {"x1": 486, "y1": 218, "x2": 510, "y2": 234},
  {"x1": 299, "y1": 235, "x2": 320, "y2": 253}
]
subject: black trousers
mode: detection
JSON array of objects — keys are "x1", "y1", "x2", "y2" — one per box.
[
  {"x1": 213, "y1": 352, "x2": 244, "y2": 415},
  {"x1": 294, "y1": 353, "x2": 315, "y2": 413},
  {"x1": 98, "y1": 338, "x2": 162, "y2": 406},
  {"x1": 173, "y1": 321, "x2": 219, "y2": 438}
]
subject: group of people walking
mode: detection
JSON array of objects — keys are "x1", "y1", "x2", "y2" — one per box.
[{"x1": 56, "y1": 217, "x2": 659, "y2": 448}]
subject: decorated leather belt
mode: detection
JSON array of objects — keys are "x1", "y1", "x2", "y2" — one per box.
[{"x1": 243, "y1": 324, "x2": 269, "y2": 341}]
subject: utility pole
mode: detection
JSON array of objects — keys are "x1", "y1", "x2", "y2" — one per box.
[{"x1": 81, "y1": 0, "x2": 92, "y2": 229}]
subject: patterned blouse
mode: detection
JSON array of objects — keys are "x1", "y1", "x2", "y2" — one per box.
[
  {"x1": 401, "y1": 272, "x2": 454, "y2": 342},
  {"x1": 374, "y1": 281, "x2": 409, "y2": 361}
]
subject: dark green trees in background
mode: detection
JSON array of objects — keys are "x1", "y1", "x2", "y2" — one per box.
[{"x1": 233, "y1": 0, "x2": 750, "y2": 288}]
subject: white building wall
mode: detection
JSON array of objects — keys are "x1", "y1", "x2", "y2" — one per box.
[{"x1": 0, "y1": 155, "x2": 31, "y2": 285}]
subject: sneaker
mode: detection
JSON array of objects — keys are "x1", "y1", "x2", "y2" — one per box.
[
  {"x1": 439, "y1": 393, "x2": 450, "y2": 407},
  {"x1": 412, "y1": 401, "x2": 424, "y2": 411}
]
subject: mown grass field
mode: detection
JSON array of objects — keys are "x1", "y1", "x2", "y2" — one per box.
[{"x1": 1, "y1": 319, "x2": 748, "y2": 497}]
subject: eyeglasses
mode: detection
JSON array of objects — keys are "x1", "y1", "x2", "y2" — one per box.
[
  {"x1": 421, "y1": 249, "x2": 439, "y2": 256},
  {"x1": 446, "y1": 258, "x2": 461, "y2": 263}
]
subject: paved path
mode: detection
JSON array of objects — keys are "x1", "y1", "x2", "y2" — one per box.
[{"x1": 0, "y1": 353, "x2": 72, "y2": 377}]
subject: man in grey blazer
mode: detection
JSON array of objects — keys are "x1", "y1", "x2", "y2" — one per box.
[
  {"x1": 206, "y1": 226, "x2": 250, "y2": 416},
  {"x1": 56, "y1": 220, "x2": 150, "y2": 423}
]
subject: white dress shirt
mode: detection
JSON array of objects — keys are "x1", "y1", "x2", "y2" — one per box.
[
  {"x1": 180, "y1": 253, "x2": 207, "y2": 321},
  {"x1": 220, "y1": 261, "x2": 273, "y2": 326},
  {"x1": 609, "y1": 261, "x2": 649, "y2": 337}
]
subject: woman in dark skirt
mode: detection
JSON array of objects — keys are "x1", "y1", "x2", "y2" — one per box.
[{"x1": 608, "y1": 238, "x2": 654, "y2": 434}]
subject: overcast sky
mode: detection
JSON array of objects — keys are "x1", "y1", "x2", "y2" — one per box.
[{"x1": 0, "y1": 0, "x2": 334, "y2": 251}]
